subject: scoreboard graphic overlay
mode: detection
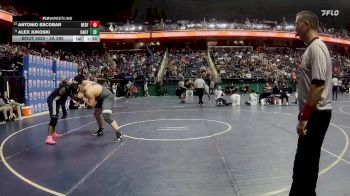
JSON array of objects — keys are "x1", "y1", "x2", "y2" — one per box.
[{"x1": 13, "y1": 16, "x2": 100, "y2": 42}]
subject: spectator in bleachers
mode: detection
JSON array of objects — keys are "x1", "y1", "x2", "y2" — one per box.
[
  {"x1": 101, "y1": 16, "x2": 350, "y2": 39},
  {"x1": 1, "y1": 41, "x2": 349, "y2": 102},
  {"x1": 2, "y1": 4, "x2": 350, "y2": 40},
  {"x1": 167, "y1": 48, "x2": 210, "y2": 80}
]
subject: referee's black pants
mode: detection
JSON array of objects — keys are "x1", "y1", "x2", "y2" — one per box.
[
  {"x1": 332, "y1": 86, "x2": 338, "y2": 100},
  {"x1": 196, "y1": 88, "x2": 204, "y2": 104},
  {"x1": 290, "y1": 110, "x2": 331, "y2": 196}
]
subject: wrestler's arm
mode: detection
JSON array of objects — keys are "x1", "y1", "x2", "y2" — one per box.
[
  {"x1": 82, "y1": 90, "x2": 97, "y2": 107},
  {"x1": 72, "y1": 93, "x2": 83, "y2": 103}
]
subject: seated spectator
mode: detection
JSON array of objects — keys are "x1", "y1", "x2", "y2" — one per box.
[
  {"x1": 279, "y1": 83, "x2": 289, "y2": 105},
  {"x1": 259, "y1": 82, "x2": 272, "y2": 103},
  {"x1": 0, "y1": 96, "x2": 14, "y2": 122},
  {"x1": 230, "y1": 89, "x2": 241, "y2": 106},
  {"x1": 2, "y1": 91, "x2": 24, "y2": 120},
  {"x1": 246, "y1": 90, "x2": 258, "y2": 105},
  {"x1": 225, "y1": 83, "x2": 236, "y2": 94},
  {"x1": 241, "y1": 84, "x2": 251, "y2": 94},
  {"x1": 272, "y1": 85, "x2": 280, "y2": 95},
  {"x1": 215, "y1": 86, "x2": 230, "y2": 106}
]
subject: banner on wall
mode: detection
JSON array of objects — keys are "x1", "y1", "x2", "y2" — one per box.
[{"x1": 22, "y1": 55, "x2": 78, "y2": 114}]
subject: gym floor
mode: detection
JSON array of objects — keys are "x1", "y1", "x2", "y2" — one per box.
[{"x1": 1, "y1": 95, "x2": 350, "y2": 196}]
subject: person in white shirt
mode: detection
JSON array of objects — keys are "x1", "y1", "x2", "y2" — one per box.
[
  {"x1": 245, "y1": 90, "x2": 258, "y2": 105},
  {"x1": 144, "y1": 81, "x2": 149, "y2": 96},
  {"x1": 194, "y1": 75, "x2": 206, "y2": 104},
  {"x1": 215, "y1": 86, "x2": 227, "y2": 105},
  {"x1": 290, "y1": 11, "x2": 332, "y2": 195},
  {"x1": 332, "y1": 76, "x2": 339, "y2": 100},
  {"x1": 230, "y1": 89, "x2": 241, "y2": 106}
]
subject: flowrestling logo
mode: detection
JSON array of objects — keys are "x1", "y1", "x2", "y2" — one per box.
[{"x1": 321, "y1": 10, "x2": 340, "y2": 16}]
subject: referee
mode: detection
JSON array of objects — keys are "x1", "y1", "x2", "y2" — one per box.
[
  {"x1": 194, "y1": 74, "x2": 206, "y2": 105},
  {"x1": 290, "y1": 11, "x2": 332, "y2": 196}
]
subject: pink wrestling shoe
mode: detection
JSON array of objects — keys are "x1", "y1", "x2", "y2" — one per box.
[{"x1": 46, "y1": 136, "x2": 56, "y2": 145}]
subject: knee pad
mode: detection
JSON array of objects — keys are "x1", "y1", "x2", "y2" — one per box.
[
  {"x1": 102, "y1": 112, "x2": 114, "y2": 124},
  {"x1": 49, "y1": 117, "x2": 58, "y2": 127}
]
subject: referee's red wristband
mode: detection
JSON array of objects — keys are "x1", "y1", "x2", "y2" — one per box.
[{"x1": 300, "y1": 105, "x2": 314, "y2": 121}]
